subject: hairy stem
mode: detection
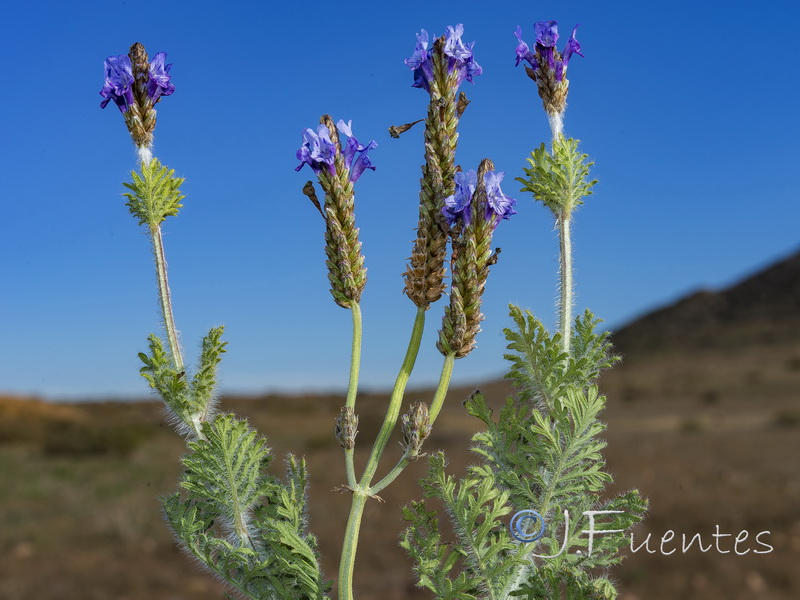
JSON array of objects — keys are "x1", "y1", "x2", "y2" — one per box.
[
  {"x1": 150, "y1": 224, "x2": 183, "y2": 371},
  {"x1": 549, "y1": 110, "x2": 572, "y2": 354},
  {"x1": 548, "y1": 111, "x2": 564, "y2": 140},
  {"x1": 558, "y1": 213, "x2": 572, "y2": 353}
]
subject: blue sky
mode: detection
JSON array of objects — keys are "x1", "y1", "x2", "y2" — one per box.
[{"x1": 1, "y1": 0, "x2": 798, "y2": 399}]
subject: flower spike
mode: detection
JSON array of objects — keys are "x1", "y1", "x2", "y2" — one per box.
[
  {"x1": 296, "y1": 115, "x2": 376, "y2": 307},
  {"x1": 100, "y1": 42, "x2": 175, "y2": 162},
  {"x1": 514, "y1": 20, "x2": 583, "y2": 116},
  {"x1": 438, "y1": 159, "x2": 516, "y2": 358},
  {"x1": 402, "y1": 24, "x2": 481, "y2": 308}
]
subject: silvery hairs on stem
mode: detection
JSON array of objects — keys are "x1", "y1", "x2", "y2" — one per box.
[
  {"x1": 515, "y1": 20, "x2": 583, "y2": 137},
  {"x1": 437, "y1": 159, "x2": 517, "y2": 358},
  {"x1": 100, "y1": 42, "x2": 175, "y2": 165},
  {"x1": 297, "y1": 115, "x2": 376, "y2": 308},
  {"x1": 399, "y1": 25, "x2": 482, "y2": 309}
]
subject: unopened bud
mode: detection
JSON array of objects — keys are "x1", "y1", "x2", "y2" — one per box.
[
  {"x1": 335, "y1": 406, "x2": 359, "y2": 450},
  {"x1": 401, "y1": 401, "x2": 431, "y2": 460}
]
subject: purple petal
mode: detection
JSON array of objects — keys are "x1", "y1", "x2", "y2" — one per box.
[
  {"x1": 534, "y1": 20, "x2": 559, "y2": 47},
  {"x1": 406, "y1": 29, "x2": 434, "y2": 92},
  {"x1": 350, "y1": 150, "x2": 376, "y2": 182},
  {"x1": 461, "y1": 53, "x2": 483, "y2": 84},
  {"x1": 147, "y1": 51, "x2": 175, "y2": 104},
  {"x1": 404, "y1": 29, "x2": 430, "y2": 69},
  {"x1": 483, "y1": 171, "x2": 517, "y2": 226},
  {"x1": 443, "y1": 170, "x2": 477, "y2": 227},
  {"x1": 336, "y1": 119, "x2": 353, "y2": 138},
  {"x1": 562, "y1": 24, "x2": 583, "y2": 65},
  {"x1": 444, "y1": 24, "x2": 472, "y2": 62},
  {"x1": 99, "y1": 54, "x2": 134, "y2": 113},
  {"x1": 296, "y1": 125, "x2": 337, "y2": 175},
  {"x1": 514, "y1": 26, "x2": 535, "y2": 68}
]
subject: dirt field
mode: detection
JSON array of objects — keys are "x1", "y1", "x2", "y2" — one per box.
[{"x1": 1, "y1": 329, "x2": 798, "y2": 599}]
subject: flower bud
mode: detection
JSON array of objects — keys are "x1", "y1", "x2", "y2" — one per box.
[
  {"x1": 335, "y1": 406, "x2": 359, "y2": 450},
  {"x1": 401, "y1": 401, "x2": 431, "y2": 460}
]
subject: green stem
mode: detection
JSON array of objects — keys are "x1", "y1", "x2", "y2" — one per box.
[
  {"x1": 369, "y1": 455, "x2": 410, "y2": 496},
  {"x1": 427, "y1": 352, "x2": 455, "y2": 424},
  {"x1": 150, "y1": 224, "x2": 183, "y2": 371},
  {"x1": 371, "y1": 351, "x2": 455, "y2": 495},
  {"x1": 337, "y1": 306, "x2": 426, "y2": 600},
  {"x1": 338, "y1": 491, "x2": 368, "y2": 600},
  {"x1": 344, "y1": 302, "x2": 362, "y2": 488},
  {"x1": 359, "y1": 306, "x2": 426, "y2": 485},
  {"x1": 558, "y1": 213, "x2": 572, "y2": 354},
  {"x1": 346, "y1": 303, "x2": 362, "y2": 409}
]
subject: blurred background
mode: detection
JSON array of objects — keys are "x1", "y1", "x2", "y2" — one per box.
[{"x1": 1, "y1": 0, "x2": 798, "y2": 598}]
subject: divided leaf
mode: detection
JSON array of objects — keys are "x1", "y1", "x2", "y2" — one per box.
[
  {"x1": 182, "y1": 414, "x2": 270, "y2": 547},
  {"x1": 138, "y1": 326, "x2": 226, "y2": 437},
  {"x1": 401, "y1": 305, "x2": 646, "y2": 599},
  {"x1": 122, "y1": 158, "x2": 185, "y2": 228},
  {"x1": 516, "y1": 135, "x2": 597, "y2": 218}
]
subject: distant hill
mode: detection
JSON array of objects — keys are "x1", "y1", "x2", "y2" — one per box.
[{"x1": 612, "y1": 247, "x2": 800, "y2": 355}]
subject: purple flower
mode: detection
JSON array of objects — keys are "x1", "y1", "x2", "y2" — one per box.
[
  {"x1": 406, "y1": 24, "x2": 482, "y2": 93},
  {"x1": 296, "y1": 120, "x2": 377, "y2": 183},
  {"x1": 515, "y1": 20, "x2": 583, "y2": 82},
  {"x1": 443, "y1": 170, "x2": 478, "y2": 227},
  {"x1": 484, "y1": 171, "x2": 517, "y2": 226},
  {"x1": 147, "y1": 52, "x2": 175, "y2": 104},
  {"x1": 405, "y1": 29, "x2": 435, "y2": 92},
  {"x1": 336, "y1": 120, "x2": 378, "y2": 183},
  {"x1": 296, "y1": 125, "x2": 337, "y2": 175},
  {"x1": 535, "y1": 20, "x2": 559, "y2": 47},
  {"x1": 100, "y1": 55, "x2": 134, "y2": 113},
  {"x1": 443, "y1": 170, "x2": 517, "y2": 229}
]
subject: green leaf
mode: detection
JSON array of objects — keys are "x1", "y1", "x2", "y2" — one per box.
[
  {"x1": 138, "y1": 333, "x2": 191, "y2": 424},
  {"x1": 191, "y1": 326, "x2": 227, "y2": 422},
  {"x1": 139, "y1": 327, "x2": 227, "y2": 437},
  {"x1": 517, "y1": 135, "x2": 597, "y2": 219},
  {"x1": 182, "y1": 414, "x2": 270, "y2": 548},
  {"x1": 122, "y1": 158, "x2": 185, "y2": 228}
]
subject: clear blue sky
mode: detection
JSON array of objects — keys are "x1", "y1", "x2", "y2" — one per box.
[{"x1": 2, "y1": 1, "x2": 798, "y2": 399}]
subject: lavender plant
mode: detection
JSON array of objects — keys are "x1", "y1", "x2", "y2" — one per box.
[
  {"x1": 399, "y1": 21, "x2": 647, "y2": 599},
  {"x1": 101, "y1": 19, "x2": 643, "y2": 600},
  {"x1": 103, "y1": 44, "x2": 330, "y2": 599}
]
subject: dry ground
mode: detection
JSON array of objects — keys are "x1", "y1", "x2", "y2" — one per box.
[{"x1": 1, "y1": 338, "x2": 798, "y2": 599}]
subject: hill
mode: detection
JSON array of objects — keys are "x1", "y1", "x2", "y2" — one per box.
[{"x1": 612, "y1": 247, "x2": 800, "y2": 354}]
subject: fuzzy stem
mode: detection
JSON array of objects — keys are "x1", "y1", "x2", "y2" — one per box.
[
  {"x1": 548, "y1": 111, "x2": 564, "y2": 140},
  {"x1": 137, "y1": 144, "x2": 153, "y2": 166},
  {"x1": 150, "y1": 224, "x2": 183, "y2": 371},
  {"x1": 550, "y1": 110, "x2": 572, "y2": 354},
  {"x1": 558, "y1": 213, "x2": 573, "y2": 353}
]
